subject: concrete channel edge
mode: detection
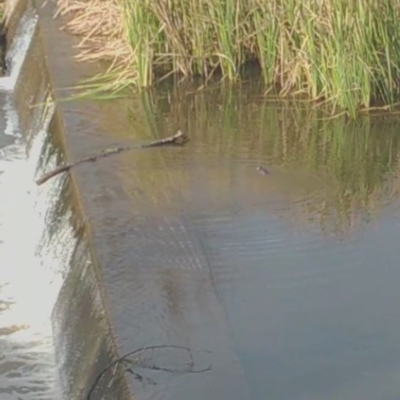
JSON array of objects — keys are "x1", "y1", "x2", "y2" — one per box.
[{"x1": 5, "y1": 0, "x2": 134, "y2": 399}]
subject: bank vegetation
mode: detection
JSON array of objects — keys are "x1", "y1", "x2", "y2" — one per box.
[{"x1": 57, "y1": 0, "x2": 400, "y2": 116}]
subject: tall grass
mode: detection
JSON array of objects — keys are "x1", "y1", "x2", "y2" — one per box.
[{"x1": 59, "y1": 0, "x2": 400, "y2": 116}]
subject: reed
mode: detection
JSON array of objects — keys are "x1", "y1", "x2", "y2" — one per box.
[{"x1": 58, "y1": 0, "x2": 400, "y2": 116}]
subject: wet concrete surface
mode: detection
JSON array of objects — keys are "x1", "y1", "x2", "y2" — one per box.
[{"x1": 34, "y1": 1, "x2": 400, "y2": 400}]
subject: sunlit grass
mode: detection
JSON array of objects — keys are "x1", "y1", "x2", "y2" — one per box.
[{"x1": 57, "y1": 0, "x2": 400, "y2": 117}]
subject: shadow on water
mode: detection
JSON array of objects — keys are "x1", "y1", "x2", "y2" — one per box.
[{"x1": 84, "y1": 80, "x2": 400, "y2": 400}]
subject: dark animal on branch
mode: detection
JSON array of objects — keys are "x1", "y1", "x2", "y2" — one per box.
[
  {"x1": 35, "y1": 130, "x2": 189, "y2": 186},
  {"x1": 86, "y1": 344, "x2": 212, "y2": 400}
]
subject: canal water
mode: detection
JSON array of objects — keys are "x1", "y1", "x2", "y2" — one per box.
[
  {"x1": 97, "y1": 81, "x2": 400, "y2": 400},
  {"x1": 0, "y1": 90, "x2": 74, "y2": 399},
  {"x1": 0, "y1": 6, "x2": 72, "y2": 399}
]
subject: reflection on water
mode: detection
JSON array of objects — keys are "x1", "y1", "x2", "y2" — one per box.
[
  {"x1": 90, "y1": 81, "x2": 400, "y2": 400},
  {"x1": 126, "y1": 80, "x2": 400, "y2": 237}
]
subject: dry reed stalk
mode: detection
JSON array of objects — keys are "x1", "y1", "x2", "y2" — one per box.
[{"x1": 55, "y1": 0, "x2": 132, "y2": 67}]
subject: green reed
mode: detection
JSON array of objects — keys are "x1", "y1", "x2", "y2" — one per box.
[{"x1": 112, "y1": 0, "x2": 400, "y2": 116}]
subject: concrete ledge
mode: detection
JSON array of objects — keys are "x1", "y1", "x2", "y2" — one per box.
[{"x1": 46, "y1": 110, "x2": 132, "y2": 400}]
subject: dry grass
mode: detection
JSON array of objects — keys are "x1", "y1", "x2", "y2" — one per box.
[{"x1": 56, "y1": 0, "x2": 132, "y2": 71}]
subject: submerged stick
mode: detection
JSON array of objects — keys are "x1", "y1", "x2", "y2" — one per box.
[
  {"x1": 35, "y1": 130, "x2": 188, "y2": 186},
  {"x1": 256, "y1": 165, "x2": 269, "y2": 176},
  {"x1": 86, "y1": 344, "x2": 211, "y2": 400}
]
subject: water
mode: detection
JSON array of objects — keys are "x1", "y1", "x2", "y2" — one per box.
[
  {"x1": 0, "y1": 5, "x2": 38, "y2": 92},
  {"x1": 0, "y1": 92, "x2": 75, "y2": 399},
  {"x1": 85, "y1": 83, "x2": 400, "y2": 400},
  {"x1": 0, "y1": 6, "x2": 75, "y2": 396},
  {"x1": 0, "y1": 4, "x2": 60, "y2": 400}
]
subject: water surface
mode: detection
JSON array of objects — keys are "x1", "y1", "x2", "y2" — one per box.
[{"x1": 73, "y1": 81, "x2": 400, "y2": 400}]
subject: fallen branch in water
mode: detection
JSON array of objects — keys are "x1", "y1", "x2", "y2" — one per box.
[
  {"x1": 86, "y1": 344, "x2": 212, "y2": 400},
  {"x1": 35, "y1": 130, "x2": 189, "y2": 186}
]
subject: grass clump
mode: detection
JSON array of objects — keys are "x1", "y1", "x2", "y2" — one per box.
[{"x1": 58, "y1": 0, "x2": 400, "y2": 116}]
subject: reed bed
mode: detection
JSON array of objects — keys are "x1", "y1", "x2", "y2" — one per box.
[{"x1": 57, "y1": 0, "x2": 400, "y2": 116}]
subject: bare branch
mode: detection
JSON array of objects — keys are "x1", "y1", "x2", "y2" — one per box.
[
  {"x1": 86, "y1": 344, "x2": 211, "y2": 400},
  {"x1": 35, "y1": 130, "x2": 189, "y2": 186}
]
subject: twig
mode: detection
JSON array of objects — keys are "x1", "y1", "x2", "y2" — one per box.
[
  {"x1": 35, "y1": 130, "x2": 189, "y2": 186},
  {"x1": 86, "y1": 344, "x2": 212, "y2": 400}
]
